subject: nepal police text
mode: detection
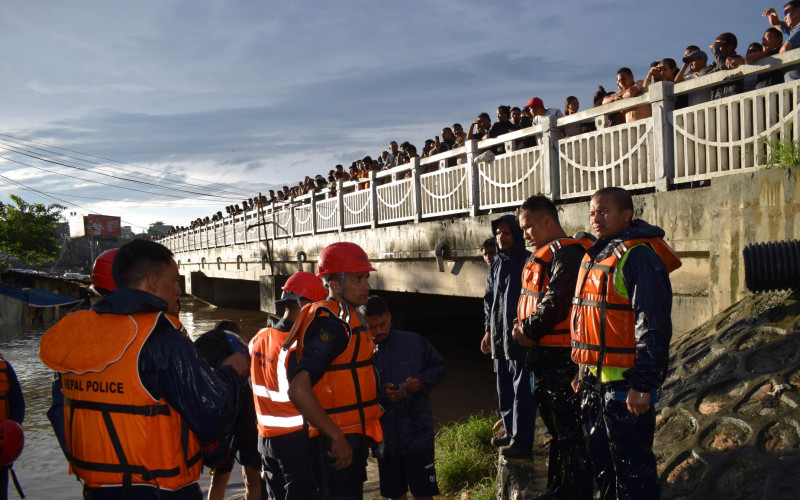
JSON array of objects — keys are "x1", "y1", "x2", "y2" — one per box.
[{"x1": 64, "y1": 378, "x2": 125, "y2": 394}]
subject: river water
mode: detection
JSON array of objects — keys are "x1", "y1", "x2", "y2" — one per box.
[{"x1": 3, "y1": 295, "x2": 496, "y2": 499}]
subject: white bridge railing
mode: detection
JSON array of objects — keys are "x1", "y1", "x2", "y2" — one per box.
[{"x1": 162, "y1": 51, "x2": 800, "y2": 253}]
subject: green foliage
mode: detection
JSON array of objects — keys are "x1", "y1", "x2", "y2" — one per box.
[
  {"x1": 759, "y1": 136, "x2": 800, "y2": 169},
  {"x1": 460, "y1": 477, "x2": 498, "y2": 500},
  {"x1": 0, "y1": 194, "x2": 65, "y2": 265},
  {"x1": 434, "y1": 414, "x2": 497, "y2": 496}
]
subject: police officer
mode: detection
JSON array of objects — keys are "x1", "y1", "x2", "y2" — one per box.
[
  {"x1": 511, "y1": 195, "x2": 593, "y2": 499},
  {"x1": 571, "y1": 187, "x2": 681, "y2": 500},
  {"x1": 286, "y1": 242, "x2": 383, "y2": 499},
  {"x1": 250, "y1": 271, "x2": 327, "y2": 500},
  {"x1": 40, "y1": 239, "x2": 249, "y2": 500}
]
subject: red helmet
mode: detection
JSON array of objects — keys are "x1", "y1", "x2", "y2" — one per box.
[
  {"x1": 0, "y1": 419, "x2": 24, "y2": 467},
  {"x1": 316, "y1": 242, "x2": 376, "y2": 277},
  {"x1": 281, "y1": 271, "x2": 327, "y2": 303},
  {"x1": 92, "y1": 248, "x2": 119, "y2": 292}
]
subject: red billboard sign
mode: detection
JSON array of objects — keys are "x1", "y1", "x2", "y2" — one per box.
[{"x1": 86, "y1": 215, "x2": 121, "y2": 237}]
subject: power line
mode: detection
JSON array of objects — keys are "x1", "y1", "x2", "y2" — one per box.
[
  {"x1": 0, "y1": 132, "x2": 258, "y2": 198},
  {"x1": 0, "y1": 154, "x2": 236, "y2": 201},
  {"x1": 0, "y1": 172, "x2": 147, "y2": 231},
  {"x1": 0, "y1": 144, "x2": 242, "y2": 201},
  {"x1": 0, "y1": 136, "x2": 255, "y2": 199}
]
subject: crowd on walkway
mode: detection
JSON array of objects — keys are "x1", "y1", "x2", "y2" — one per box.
[{"x1": 162, "y1": 2, "x2": 800, "y2": 240}]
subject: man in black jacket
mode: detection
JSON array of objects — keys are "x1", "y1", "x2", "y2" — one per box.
[{"x1": 481, "y1": 214, "x2": 535, "y2": 458}]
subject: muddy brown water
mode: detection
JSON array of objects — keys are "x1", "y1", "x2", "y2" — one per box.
[{"x1": 2, "y1": 295, "x2": 496, "y2": 499}]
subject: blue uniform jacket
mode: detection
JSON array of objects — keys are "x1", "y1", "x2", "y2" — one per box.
[
  {"x1": 484, "y1": 214, "x2": 531, "y2": 360},
  {"x1": 374, "y1": 329, "x2": 446, "y2": 456}
]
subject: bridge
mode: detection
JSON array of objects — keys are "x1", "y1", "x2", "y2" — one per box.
[{"x1": 161, "y1": 51, "x2": 800, "y2": 335}]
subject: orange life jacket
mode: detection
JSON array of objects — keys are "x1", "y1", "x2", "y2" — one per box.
[
  {"x1": 249, "y1": 326, "x2": 305, "y2": 438},
  {"x1": 39, "y1": 310, "x2": 202, "y2": 491},
  {"x1": 571, "y1": 237, "x2": 681, "y2": 369},
  {"x1": 518, "y1": 238, "x2": 592, "y2": 347},
  {"x1": 286, "y1": 300, "x2": 383, "y2": 442},
  {"x1": 0, "y1": 353, "x2": 9, "y2": 421}
]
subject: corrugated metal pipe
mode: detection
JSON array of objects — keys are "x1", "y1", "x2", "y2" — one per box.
[{"x1": 742, "y1": 239, "x2": 800, "y2": 291}]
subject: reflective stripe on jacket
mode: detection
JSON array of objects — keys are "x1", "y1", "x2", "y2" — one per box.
[
  {"x1": 288, "y1": 300, "x2": 383, "y2": 443},
  {"x1": 249, "y1": 327, "x2": 304, "y2": 437},
  {"x1": 0, "y1": 354, "x2": 8, "y2": 420},
  {"x1": 518, "y1": 238, "x2": 592, "y2": 347},
  {"x1": 39, "y1": 310, "x2": 202, "y2": 490},
  {"x1": 571, "y1": 237, "x2": 681, "y2": 369}
]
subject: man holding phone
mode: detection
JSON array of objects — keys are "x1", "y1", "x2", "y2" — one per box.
[{"x1": 362, "y1": 295, "x2": 447, "y2": 500}]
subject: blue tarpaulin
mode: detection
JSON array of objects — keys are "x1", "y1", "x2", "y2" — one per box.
[{"x1": 0, "y1": 285, "x2": 83, "y2": 308}]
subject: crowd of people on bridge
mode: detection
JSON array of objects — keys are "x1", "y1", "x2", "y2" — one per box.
[
  {"x1": 160, "y1": 2, "x2": 800, "y2": 242},
  {"x1": 29, "y1": 182, "x2": 680, "y2": 499}
]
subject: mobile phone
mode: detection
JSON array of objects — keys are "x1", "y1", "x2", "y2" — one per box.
[{"x1": 391, "y1": 384, "x2": 401, "y2": 391}]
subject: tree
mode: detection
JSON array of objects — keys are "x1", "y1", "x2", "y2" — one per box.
[{"x1": 0, "y1": 194, "x2": 65, "y2": 265}]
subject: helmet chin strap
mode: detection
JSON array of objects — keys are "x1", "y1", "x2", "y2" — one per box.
[{"x1": 333, "y1": 272, "x2": 350, "y2": 304}]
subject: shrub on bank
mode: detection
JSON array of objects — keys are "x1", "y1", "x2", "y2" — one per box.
[
  {"x1": 760, "y1": 136, "x2": 800, "y2": 169},
  {"x1": 434, "y1": 414, "x2": 497, "y2": 498}
]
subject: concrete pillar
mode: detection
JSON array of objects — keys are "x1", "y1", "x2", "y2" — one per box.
[
  {"x1": 311, "y1": 190, "x2": 318, "y2": 234},
  {"x1": 411, "y1": 157, "x2": 423, "y2": 222},
  {"x1": 466, "y1": 140, "x2": 480, "y2": 216},
  {"x1": 369, "y1": 169, "x2": 378, "y2": 228},
  {"x1": 337, "y1": 178, "x2": 345, "y2": 232},
  {"x1": 540, "y1": 115, "x2": 560, "y2": 200},
  {"x1": 650, "y1": 81, "x2": 676, "y2": 192}
]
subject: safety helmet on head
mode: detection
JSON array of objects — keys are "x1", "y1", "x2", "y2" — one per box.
[
  {"x1": 0, "y1": 419, "x2": 24, "y2": 467},
  {"x1": 276, "y1": 271, "x2": 327, "y2": 305},
  {"x1": 92, "y1": 248, "x2": 119, "y2": 292},
  {"x1": 316, "y1": 242, "x2": 376, "y2": 277}
]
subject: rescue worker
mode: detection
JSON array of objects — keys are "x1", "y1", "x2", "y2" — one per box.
[
  {"x1": 481, "y1": 214, "x2": 534, "y2": 458},
  {"x1": 90, "y1": 248, "x2": 118, "y2": 296},
  {"x1": 571, "y1": 187, "x2": 680, "y2": 500},
  {"x1": 195, "y1": 321, "x2": 263, "y2": 500},
  {"x1": 249, "y1": 271, "x2": 328, "y2": 500},
  {"x1": 511, "y1": 195, "x2": 593, "y2": 499},
  {"x1": 361, "y1": 295, "x2": 446, "y2": 500},
  {"x1": 0, "y1": 352, "x2": 25, "y2": 500},
  {"x1": 285, "y1": 242, "x2": 383, "y2": 499},
  {"x1": 40, "y1": 239, "x2": 249, "y2": 500}
]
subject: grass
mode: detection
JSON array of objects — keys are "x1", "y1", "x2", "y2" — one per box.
[
  {"x1": 434, "y1": 414, "x2": 497, "y2": 498},
  {"x1": 759, "y1": 136, "x2": 800, "y2": 169}
]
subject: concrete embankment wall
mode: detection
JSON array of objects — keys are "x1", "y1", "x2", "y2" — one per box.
[{"x1": 179, "y1": 167, "x2": 800, "y2": 335}]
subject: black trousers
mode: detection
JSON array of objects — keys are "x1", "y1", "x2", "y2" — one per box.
[
  {"x1": 580, "y1": 376, "x2": 659, "y2": 500},
  {"x1": 530, "y1": 347, "x2": 593, "y2": 499}
]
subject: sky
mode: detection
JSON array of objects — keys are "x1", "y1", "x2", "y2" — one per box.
[{"x1": 0, "y1": 0, "x2": 764, "y2": 232}]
